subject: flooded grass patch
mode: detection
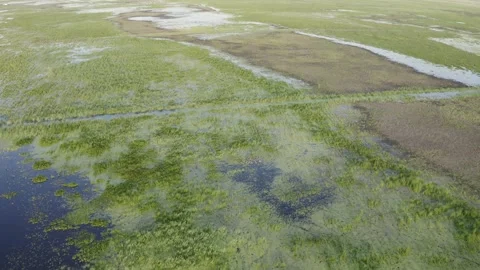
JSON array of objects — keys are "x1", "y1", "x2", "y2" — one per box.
[
  {"x1": 430, "y1": 34, "x2": 480, "y2": 56},
  {"x1": 1, "y1": 101, "x2": 479, "y2": 268}
]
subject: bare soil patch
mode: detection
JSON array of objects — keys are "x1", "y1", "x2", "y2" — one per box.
[{"x1": 358, "y1": 97, "x2": 480, "y2": 193}]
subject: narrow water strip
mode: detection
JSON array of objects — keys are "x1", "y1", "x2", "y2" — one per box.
[
  {"x1": 410, "y1": 89, "x2": 478, "y2": 100},
  {"x1": 24, "y1": 110, "x2": 176, "y2": 126}
]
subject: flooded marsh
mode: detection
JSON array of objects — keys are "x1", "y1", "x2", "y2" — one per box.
[{"x1": 1, "y1": 0, "x2": 480, "y2": 269}]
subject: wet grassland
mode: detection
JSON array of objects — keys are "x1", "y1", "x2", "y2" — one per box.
[{"x1": 1, "y1": 0, "x2": 480, "y2": 269}]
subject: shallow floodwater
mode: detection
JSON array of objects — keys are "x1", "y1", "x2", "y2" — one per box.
[
  {"x1": 128, "y1": 6, "x2": 233, "y2": 29},
  {"x1": 410, "y1": 89, "x2": 479, "y2": 100},
  {"x1": 296, "y1": 31, "x2": 480, "y2": 86},
  {"x1": 0, "y1": 147, "x2": 98, "y2": 269}
]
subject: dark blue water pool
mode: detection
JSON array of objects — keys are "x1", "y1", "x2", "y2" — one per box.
[{"x1": 0, "y1": 147, "x2": 96, "y2": 269}]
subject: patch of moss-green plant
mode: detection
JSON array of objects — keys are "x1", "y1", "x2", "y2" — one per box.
[
  {"x1": 15, "y1": 137, "x2": 34, "y2": 147},
  {"x1": 32, "y1": 175, "x2": 48, "y2": 184},
  {"x1": 39, "y1": 135, "x2": 62, "y2": 146},
  {"x1": 45, "y1": 219, "x2": 79, "y2": 232},
  {"x1": 67, "y1": 230, "x2": 96, "y2": 248},
  {"x1": 54, "y1": 189, "x2": 65, "y2": 197},
  {"x1": 62, "y1": 182, "x2": 79, "y2": 188},
  {"x1": 90, "y1": 219, "x2": 109, "y2": 228},
  {"x1": 33, "y1": 160, "x2": 52, "y2": 170},
  {"x1": 0, "y1": 192, "x2": 17, "y2": 199}
]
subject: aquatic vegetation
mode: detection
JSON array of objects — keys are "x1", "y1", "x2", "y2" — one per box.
[
  {"x1": 54, "y1": 189, "x2": 65, "y2": 197},
  {"x1": 0, "y1": 192, "x2": 17, "y2": 199},
  {"x1": 32, "y1": 175, "x2": 48, "y2": 184},
  {"x1": 67, "y1": 231, "x2": 96, "y2": 250},
  {"x1": 45, "y1": 219, "x2": 79, "y2": 232},
  {"x1": 62, "y1": 183, "x2": 79, "y2": 188},
  {"x1": 89, "y1": 219, "x2": 109, "y2": 228},
  {"x1": 29, "y1": 213, "x2": 48, "y2": 225}
]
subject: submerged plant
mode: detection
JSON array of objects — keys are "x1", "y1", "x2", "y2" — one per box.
[{"x1": 29, "y1": 213, "x2": 47, "y2": 224}]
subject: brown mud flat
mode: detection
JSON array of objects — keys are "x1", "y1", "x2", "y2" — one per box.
[
  {"x1": 201, "y1": 32, "x2": 462, "y2": 93},
  {"x1": 357, "y1": 97, "x2": 480, "y2": 194}
]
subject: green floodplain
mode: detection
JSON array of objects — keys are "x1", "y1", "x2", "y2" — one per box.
[{"x1": 0, "y1": 0, "x2": 480, "y2": 269}]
